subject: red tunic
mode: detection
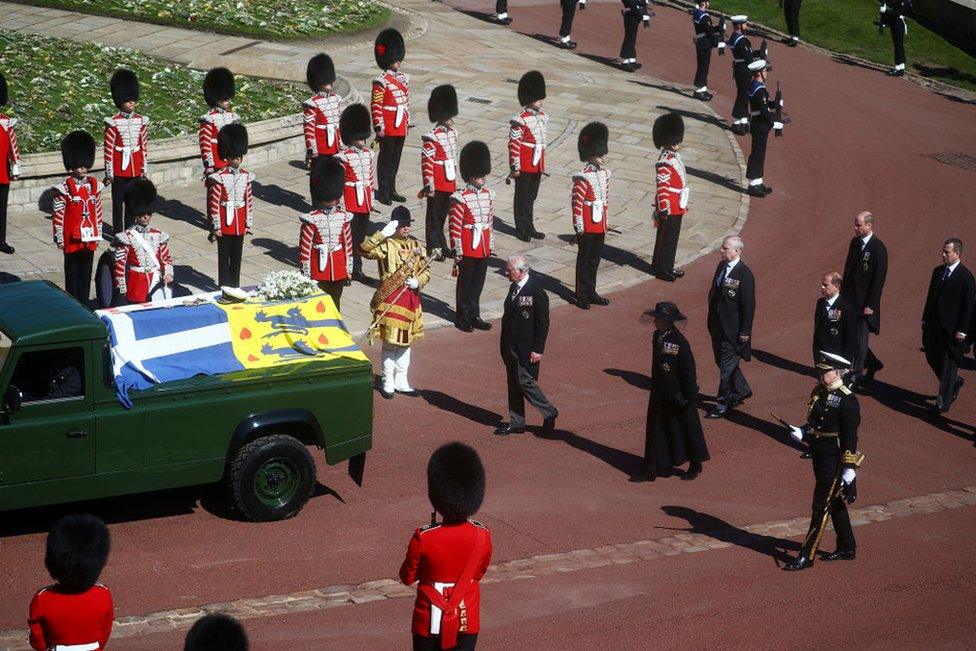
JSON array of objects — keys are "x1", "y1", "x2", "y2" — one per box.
[
  {"x1": 399, "y1": 521, "x2": 492, "y2": 639},
  {"x1": 571, "y1": 163, "x2": 612, "y2": 234},
  {"x1": 206, "y1": 167, "x2": 254, "y2": 236},
  {"x1": 371, "y1": 71, "x2": 410, "y2": 137},
  {"x1": 52, "y1": 176, "x2": 103, "y2": 254},
  {"x1": 420, "y1": 125, "x2": 459, "y2": 194},
  {"x1": 449, "y1": 185, "x2": 493, "y2": 259},
  {"x1": 28, "y1": 583, "x2": 114, "y2": 651},
  {"x1": 508, "y1": 108, "x2": 548, "y2": 174},
  {"x1": 114, "y1": 226, "x2": 174, "y2": 303},
  {"x1": 654, "y1": 148, "x2": 688, "y2": 219},
  {"x1": 298, "y1": 207, "x2": 353, "y2": 282},
  {"x1": 0, "y1": 114, "x2": 22, "y2": 185},
  {"x1": 302, "y1": 92, "x2": 342, "y2": 157},
  {"x1": 335, "y1": 145, "x2": 374, "y2": 213},
  {"x1": 103, "y1": 113, "x2": 148, "y2": 178}
]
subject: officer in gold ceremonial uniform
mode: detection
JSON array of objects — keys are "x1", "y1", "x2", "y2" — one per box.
[{"x1": 783, "y1": 351, "x2": 865, "y2": 571}]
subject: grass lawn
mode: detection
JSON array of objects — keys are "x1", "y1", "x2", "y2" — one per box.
[
  {"x1": 707, "y1": 0, "x2": 976, "y2": 93},
  {"x1": 10, "y1": 0, "x2": 389, "y2": 41},
  {"x1": 1, "y1": 29, "x2": 305, "y2": 154}
]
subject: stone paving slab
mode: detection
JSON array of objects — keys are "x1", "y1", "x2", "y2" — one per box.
[{"x1": 0, "y1": 0, "x2": 745, "y2": 338}]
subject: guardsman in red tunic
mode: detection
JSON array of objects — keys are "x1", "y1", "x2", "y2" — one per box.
[
  {"x1": 450, "y1": 141, "x2": 494, "y2": 333},
  {"x1": 300, "y1": 156, "x2": 352, "y2": 310},
  {"x1": 508, "y1": 70, "x2": 548, "y2": 242},
  {"x1": 199, "y1": 67, "x2": 239, "y2": 226},
  {"x1": 420, "y1": 84, "x2": 459, "y2": 262},
  {"x1": 572, "y1": 121, "x2": 612, "y2": 309},
  {"x1": 28, "y1": 514, "x2": 114, "y2": 651},
  {"x1": 400, "y1": 442, "x2": 492, "y2": 651},
  {"x1": 206, "y1": 123, "x2": 253, "y2": 288},
  {"x1": 371, "y1": 28, "x2": 409, "y2": 205},
  {"x1": 185, "y1": 614, "x2": 249, "y2": 651},
  {"x1": 335, "y1": 103, "x2": 375, "y2": 283},
  {"x1": 0, "y1": 73, "x2": 22, "y2": 254},
  {"x1": 104, "y1": 68, "x2": 148, "y2": 235},
  {"x1": 650, "y1": 113, "x2": 688, "y2": 282},
  {"x1": 114, "y1": 178, "x2": 174, "y2": 305},
  {"x1": 303, "y1": 53, "x2": 342, "y2": 169},
  {"x1": 53, "y1": 131, "x2": 103, "y2": 305}
]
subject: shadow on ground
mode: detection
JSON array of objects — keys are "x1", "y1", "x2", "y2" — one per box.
[{"x1": 660, "y1": 505, "x2": 799, "y2": 563}]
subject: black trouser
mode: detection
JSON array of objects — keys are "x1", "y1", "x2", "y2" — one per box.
[
  {"x1": 455, "y1": 256, "x2": 488, "y2": 325},
  {"x1": 650, "y1": 213, "x2": 682, "y2": 275},
  {"x1": 513, "y1": 172, "x2": 542, "y2": 237},
  {"x1": 710, "y1": 335, "x2": 751, "y2": 409},
  {"x1": 784, "y1": 0, "x2": 802, "y2": 38},
  {"x1": 109, "y1": 175, "x2": 138, "y2": 235},
  {"x1": 923, "y1": 326, "x2": 961, "y2": 410},
  {"x1": 317, "y1": 280, "x2": 344, "y2": 311},
  {"x1": 852, "y1": 319, "x2": 882, "y2": 380},
  {"x1": 495, "y1": 0, "x2": 507, "y2": 14},
  {"x1": 559, "y1": 0, "x2": 576, "y2": 37},
  {"x1": 377, "y1": 135, "x2": 405, "y2": 199},
  {"x1": 800, "y1": 438, "x2": 855, "y2": 557},
  {"x1": 0, "y1": 183, "x2": 8, "y2": 244},
  {"x1": 890, "y1": 15, "x2": 906, "y2": 66},
  {"x1": 505, "y1": 353, "x2": 557, "y2": 428},
  {"x1": 350, "y1": 212, "x2": 370, "y2": 276},
  {"x1": 575, "y1": 232, "x2": 604, "y2": 301},
  {"x1": 64, "y1": 249, "x2": 94, "y2": 306},
  {"x1": 414, "y1": 633, "x2": 478, "y2": 651},
  {"x1": 694, "y1": 45, "x2": 711, "y2": 88},
  {"x1": 216, "y1": 234, "x2": 244, "y2": 287},
  {"x1": 425, "y1": 190, "x2": 452, "y2": 254},
  {"x1": 620, "y1": 11, "x2": 641, "y2": 59},
  {"x1": 732, "y1": 66, "x2": 750, "y2": 121},
  {"x1": 746, "y1": 127, "x2": 770, "y2": 180}
]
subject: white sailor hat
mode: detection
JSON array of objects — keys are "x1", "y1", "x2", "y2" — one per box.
[
  {"x1": 748, "y1": 59, "x2": 768, "y2": 72},
  {"x1": 816, "y1": 351, "x2": 852, "y2": 371},
  {"x1": 730, "y1": 14, "x2": 748, "y2": 24}
]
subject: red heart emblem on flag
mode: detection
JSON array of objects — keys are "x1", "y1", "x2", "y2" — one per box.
[
  {"x1": 376, "y1": 44, "x2": 387, "y2": 55},
  {"x1": 318, "y1": 334, "x2": 329, "y2": 345},
  {"x1": 240, "y1": 327, "x2": 252, "y2": 339},
  {"x1": 247, "y1": 354, "x2": 259, "y2": 362},
  {"x1": 317, "y1": 301, "x2": 327, "y2": 313}
]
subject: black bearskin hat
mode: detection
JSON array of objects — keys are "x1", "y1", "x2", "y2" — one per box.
[
  {"x1": 577, "y1": 121, "x2": 609, "y2": 161},
  {"x1": 374, "y1": 28, "x2": 405, "y2": 70},
  {"x1": 306, "y1": 53, "x2": 336, "y2": 92},
  {"x1": 125, "y1": 177, "x2": 158, "y2": 216},
  {"x1": 459, "y1": 141, "x2": 491, "y2": 182},
  {"x1": 217, "y1": 123, "x2": 248, "y2": 160},
  {"x1": 309, "y1": 156, "x2": 345, "y2": 204},
  {"x1": 110, "y1": 68, "x2": 140, "y2": 108},
  {"x1": 184, "y1": 614, "x2": 249, "y2": 651},
  {"x1": 0, "y1": 73, "x2": 9, "y2": 106},
  {"x1": 61, "y1": 130, "x2": 96, "y2": 171},
  {"x1": 44, "y1": 514, "x2": 111, "y2": 593},
  {"x1": 427, "y1": 442, "x2": 485, "y2": 522},
  {"x1": 652, "y1": 112, "x2": 684, "y2": 149},
  {"x1": 427, "y1": 84, "x2": 458, "y2": 123},
  {"x1": 203, "y1": 67, "x2": 235, "y2": 108},
  {"x1": 339, "y1": 103, "x2": 371, "y2": 145},
  {"x1": 517, "y1": 70, "x2": 546, "y2": 106}
]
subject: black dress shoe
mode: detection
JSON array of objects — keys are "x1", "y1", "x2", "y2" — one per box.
[
  {"x1": 455, "y1": 321, "x2": 474, "y2": 333},
  {"x1": 542, "y1": 411, "x2": 558, "y2": 437},
  {"x1": 472, "y1": 318, "x2": 493, "y2": 331},
  {"x1": 822, "y1": 549, "x2": 856, "y2": 562},
  {"x1": 670, "y1": 269, "x2": 685, "y2": 278},
  {"x1": 575, "y1": 295, "x2": 590, "y2": 310},
  {"x1": 705, "y1": 408, "x2": 727, "y2": 419},
  {"x1": 516, "y1": 231, "x2": 532, "y2": 242},
  {"x1": 731, "y1": 124, "x2": 748, "y2": 136},
  {"x1": 391, "y1": 192, "x2": 407, "y2": 203},
  {"x1": 396, "y1": 388, "x2": 419, "y2": 397},
  {"x1": 628, "y1": 472, "x2": 656, "y2": 483},
  {"x1": 558, "y1": 40, "x2": 577, "y2": 50},
  {"x1": 656, "y1": 272, "x2": 678, "y2": 282},
  {"x1": 633, "y1": 61, "x2": 642, "y2": 69},
  {"x1": 590, "y1": 295, "x2": 610, "y2": 306},
  {"x1": 494, "y1": 424, "x2": 524, "y2": 436},
  {"x1": 620, "y1": 62, "x2": 637, "y2": 73},
  {"x1": 530, "y1": 230, "x2": 545, "y2": 240},
  {"x1": 681, "y1": 462, "x2": 702, "y2": 481},
  {"x1": 497, "y1": 16, "x2": 513, "y2": 25},
  {"x1": 376, "y1": 194, "x2": 392, "y2": 206},
  {"x1": 0, "y1": 243, "x2": 14, "y2": 254},
  {"x1": 800, "y1": 450, "x2": 812, "y2": 459},
  {"x1": 729, "y1": 390, "x2": 752, "y2": 407},
  {"x1": 783, "y1": 555, "x2": 814, "y2": 571},
  {"x1": 886, "y1": 67, "x2": 905, "y2": 77},
  {"x1": 380, "y1": 388, "x2": 395, "y2": 400},
  {"x1": 953, "y1": 377, "x2": 964, "y2": 402},
  {"x1": 692, "y1": 91, "x2": 710, "y2": 101},
  {"x1": 747, "y1": 185, "x2": 767, "y2": 198},
  {"x1": 759, "y1": 184, "x2": 773, "y2": 196}
]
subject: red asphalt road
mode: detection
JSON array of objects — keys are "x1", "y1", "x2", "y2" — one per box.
[{"x1": 2, "y1": 1, "x2": 975, "y2": 647}]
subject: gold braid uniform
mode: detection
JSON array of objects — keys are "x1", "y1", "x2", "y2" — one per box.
[{"x1": 361, "y1": 230, "x2": 430, "y2": 346}]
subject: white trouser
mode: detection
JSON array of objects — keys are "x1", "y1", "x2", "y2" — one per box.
[{"x1": 381, "y1": 343, "x2": 413, "y2": 393}]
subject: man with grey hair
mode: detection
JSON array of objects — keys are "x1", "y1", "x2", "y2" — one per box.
[
  {"x1": 495, "y1": 254, "x2": 558, "y2": 437},
  {"x1": 706, "y1": 235, "x2": 756, "y2": 419},
  {"x1": 842, "y1": 211, "x2": 887, "y2": 390}
]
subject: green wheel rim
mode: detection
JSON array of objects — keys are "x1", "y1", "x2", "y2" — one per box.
[{"x1": 253, "y1": 457, "x2": 301, "y2": 508}]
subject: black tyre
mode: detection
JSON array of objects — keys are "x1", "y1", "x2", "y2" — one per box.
[{"x1": 228, "y1": 434, "x2": 316, "y2": 521}]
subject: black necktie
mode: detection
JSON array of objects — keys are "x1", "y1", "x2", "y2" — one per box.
[
  {"x1": 717, "y1": 264, "x2": 729, "y2": 287},
  {"x1": 510, "y1": 282, "x2": 519, "y2": 302},
  {"x1": 942, "y1": 266, "x2": 951, "y2": 283}
]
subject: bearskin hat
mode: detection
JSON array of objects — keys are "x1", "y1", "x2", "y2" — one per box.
[
  {"x1": 652, "y1": 113, "x2": 685, "y2": 149},
  {"x1": 459, "y1": 141, "x2": 491, "y2": 182},
  {"x1": 110, "y1": 68, "x2": 140, "y2": 108},
  {"x1": 339, "y1": 103, "x2": 371, "y2": 145},
  {"x1": 0, "y1": 73, "x2": 8, "y2": 106},
  {"x1": 374, "y1": 28, "x2": 405, "y2": 70},
  {"x1": 517, "y1": 70, "x2": 546, "y2": 106},
  {"x1": 309, "y1": 156, "x2": 345, "y2": 204},
  {"x1": 61, "y1": 130, "x2": 96, "y2": 171},
  {"x1": 306, "y1": 53, "x2": 336, "y2": 92},
  {"x1": 44, "y1": 514, "x2": 111, "y2": 593},
  {"x1": 577, "y1": 121, "x2": 609, "y2": 161},
  {"x1": 203, "y1": 67, "x2": 235, "y2": 108},
  {"x1": 427, "y1": 84, "x2": 458, "y2": 123},
  {"x1": 427, "y1": 442, "x2": 485, "y2": 522},
  {"x1": 124, "y1": 178, "x2": 158, "y2": 216},
  {"x1": 217, "y1": 123, "x2": 248, "y2": 161},
  {"x1": 184, "y1": 614, "x2": 249, "y2": 651}
]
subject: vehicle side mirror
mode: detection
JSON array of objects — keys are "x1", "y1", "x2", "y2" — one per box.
[{"x1": 3, "y1": 385, "x2": 22, "y2": 415}]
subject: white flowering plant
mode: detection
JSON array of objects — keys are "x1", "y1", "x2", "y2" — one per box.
[{"x1": 255, "y1": 270, "x2": 320, "y2": 302}]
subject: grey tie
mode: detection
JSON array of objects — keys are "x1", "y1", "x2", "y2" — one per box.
[{"x1": 717, "y1": 264, "x2": 730, "y2": 287}]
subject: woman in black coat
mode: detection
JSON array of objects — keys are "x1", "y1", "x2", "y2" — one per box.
[{"x1": 631, "y1": 301, "x2": 710, "y2": 482}]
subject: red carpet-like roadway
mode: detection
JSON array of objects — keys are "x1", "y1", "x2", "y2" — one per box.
[{"x1": 2, "y1": 2, "x2": 975, "y2": 648}]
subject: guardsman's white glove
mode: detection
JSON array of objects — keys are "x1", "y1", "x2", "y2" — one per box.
[
  {"x1": 381, "y1": 220, "x2": 399, "y2": 238},
  {"x1": 773, "y1": 121, "x2": 785, "y2": 130},
  {"x1": 789, "y1": 426, "x2": 804, "y2": 443},
  {"x1": 405, "y1": 277, "x2": 419, "y2": 289},
  {"x1": 842, "y1": 468, "x2": 856, "y2": 485}
]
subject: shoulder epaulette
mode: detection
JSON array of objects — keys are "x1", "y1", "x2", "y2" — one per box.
[
  {"x1": 418, "y1": 522, "x2": 441, "y2": 533},
  {"x1": 470, "y1": 519, "x2": 489, "y2": 530},
  {"x1": 837, "y1": 384, "x2": 852, "y2": 396}
]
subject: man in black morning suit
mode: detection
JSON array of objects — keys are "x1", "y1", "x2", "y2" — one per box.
[
  {"x1": 706, "y1": 235, "x2": 755, "y2": 419},
  {"x1": 841, "y1": 211, "x2": 888, "y2": 389},
  {"x1": 922, "y1": 238, "x2": 975, "y2": 414},
  {"x1": 813, "y1": 271, "x2": 857, "y2": 365},
  {"x1": 495, "y1": 254, "x2": 559, "y2": 437}
]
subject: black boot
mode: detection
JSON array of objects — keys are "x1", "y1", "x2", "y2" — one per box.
[{"x1": 784, "y1": 555, "x2": 814, "y2": 571}]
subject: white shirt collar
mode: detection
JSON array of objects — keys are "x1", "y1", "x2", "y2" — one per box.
[
  {"x1": 725, "y1": 257, "x2": 740, "y2": 271},
  {"x1": 946, "y1": 260, "x2": 960, "y2": 274},
  {"x1": 825, "y1": 293, "x2": 839, "y2": 307},
  {"x1": 515, "y1": 273, "x2": 530, "y2": 293},
  {"x1": 861, "y1": 232, "x2": 873, "y2": 246}
]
